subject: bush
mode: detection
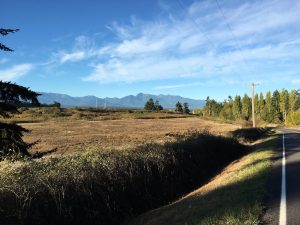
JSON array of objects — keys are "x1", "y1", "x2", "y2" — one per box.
[
  {"x1": 230, "y1": 128, "x2": 272, "y2": 143},
  {"x1": 0, "y1": 131, "x2": 245, "y2": 225},
  {"x1": 287, "y1": 109, "x2": 300, "y2": 125}
]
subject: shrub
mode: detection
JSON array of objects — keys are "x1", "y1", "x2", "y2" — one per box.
[
  {"x1": 287, "y1": 109, "x2": 300, "y2": 125},
  {"x1": 230, "y1": 127, "x2": 272, "y2": 143}
]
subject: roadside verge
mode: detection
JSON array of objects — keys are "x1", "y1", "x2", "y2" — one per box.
[{"x1": 125, "y1": 134, "x2": 279, "y2": 225}]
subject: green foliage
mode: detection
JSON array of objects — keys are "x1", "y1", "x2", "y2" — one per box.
[
  {"x1": 144, "y1": 99, "x2": 163, "y2": 111},
  {"x1": 280, "y1": 89, "x2": 289, "y2": 114},
  {"x1": 287, "y1": 108, "x2": 300, "y2": 125},
  {"x1": 175, "y1": 101, "x2": 183, "y2": 113},
  {"x1": 0, "y1": 131, "x2": 245, "y2": 225},
  {"x1": 242, "y1": 94, "x2": 251, "y2": 121},
  {"x1": 144, "y1": 98, "x2": 155, "y2": 110},
  {"x1": 183, "y1": 102, "x2": 190, "y2": 114},
  {"x1": 289, "y1": 89, "x2": 298, "y2": 112},
  {"x1": 0, "y1": 81, "x2": 40, "y2": 156},
  {"x1": 202, "y1": 89, "x2": 300, "y2": 124},
  {"x1": 0, "y1": 28, "x2": 19, "y2": 51},
  {"x1": 203, "y1": 97, "x2": 222, "y2": 117},
  {"x1": 233, "y1": 95, "x2": 242, "y2": 119},
  {"x1": 154, "y1": 100, "x2": 163, "y2": 111}
]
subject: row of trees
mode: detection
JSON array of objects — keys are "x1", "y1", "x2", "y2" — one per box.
[
  {"x1": 175, "y1": 102, "x2": 190, "y2": 114},
  {"x1": 144, "y1": 98, "x2": 163, "y2": 111},
  {"x1": 144, "y1": 99, "x2": 190, "y2": 114},
  {"x1": 202, "y1": 89, "x2": 300, "y2": 123}
]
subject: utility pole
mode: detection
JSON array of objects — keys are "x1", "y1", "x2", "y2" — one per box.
[
  {"x1": 251, "y1": 82, "x2": 256, "y2": 128},
  {"x1": 96, "y1": 99, "x2": 98, "y2": 109}
]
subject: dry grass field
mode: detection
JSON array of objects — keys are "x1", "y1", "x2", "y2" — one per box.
[{"x1": 21, "y1": 116, "x2": 241, "y2": 156}]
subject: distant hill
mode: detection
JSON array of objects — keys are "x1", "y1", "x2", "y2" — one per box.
[{"x1": 38, "y1": 92, "x2": 205, "y2": 109}]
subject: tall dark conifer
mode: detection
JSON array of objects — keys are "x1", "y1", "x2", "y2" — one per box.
[{"x1": 0, "y1": 28, "x2": 40, "y2": 156}]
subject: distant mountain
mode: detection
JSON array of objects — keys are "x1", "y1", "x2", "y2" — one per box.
[{"x1": 38, "y1": 92, "x2": 205, "y2": 109}]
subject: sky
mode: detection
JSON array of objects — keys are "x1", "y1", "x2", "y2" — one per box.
[{"x1": 1, "y1": 0, "x2": 300, "y2": 101}]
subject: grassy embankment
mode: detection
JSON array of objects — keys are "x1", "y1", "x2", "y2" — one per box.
[
  {"x1": 0, "y1": 131, "x2": 245, "y2": 225},
  {"x1": 127, "y1": 128, "x2": 278, "y2": 225}
]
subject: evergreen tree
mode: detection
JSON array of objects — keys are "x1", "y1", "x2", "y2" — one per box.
[
  {"x1": 154, "y1": 100, "x2": 163, "y2": 111},
  {"x1": 0, "y1": 82, "x2": 40, "y2": 156},
  {"x1": 289, "y1": 89, "x2": 297, "y2": 112},
  {"x1": 258, "y1": 92, "x2": 265, "y2": 114},
  {"x1": 241, "y1": 93, "x2": 251, "y2": 120},
  {"x1": 175, "y1": 102, "x2": 183, "y2": 113},
  {"x1": 0, "y1": 28, "x2": 19, "y2": 51},
  {"x1": 279, "y1": 89, "x2": 289, "y2": 115},
  {"x1": 265, "y1": 91, "x2": 272, "y2": 113},
  {"x1": 205, "y1": 96, "x2": 212, "y2": 116},
  {"x1": 271, "y1": 90, "x2": 281, "y2": 121},
  {"x1": 255, "y1": 93, "x2": 259, "y2": 114},
  {"x1": 144, "y1": 98, "x2": 155, "y2": 110},
  {"x1": 0, "y1": 28, "x2": 40, "y2": 156},
  {"x1": 183, "y1": 102, "x2": 190, "y2": 114},
  {"x1": 233, "y1": 95, "x2": 242, "y2": 119},
  {"x1": 220, "y1": 99, "x2": 233, "y2": 120}
]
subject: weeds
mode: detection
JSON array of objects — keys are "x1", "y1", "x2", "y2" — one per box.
[{"x1": 0, "y1": 131, "x2": 245, "y2": 225}]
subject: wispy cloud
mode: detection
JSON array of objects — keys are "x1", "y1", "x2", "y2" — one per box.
[
  {"x1": 58, "y1": 51, "x2": 86, "y2": 63},
  {"x1": 0, "y1": 64, "x2": 34, "y2": 81},
  {"x1": 154, "y1": 82, "x2": 203, "y2": 90},
  {"x1": 52, "y1": 0, "x2": 300, "y2": 83}
]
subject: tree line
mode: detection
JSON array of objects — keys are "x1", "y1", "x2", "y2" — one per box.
[{"x1": 201, "y1": 89, "x2": 300, "y2": 123}]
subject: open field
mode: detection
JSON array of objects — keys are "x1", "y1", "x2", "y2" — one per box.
[{"x1": 21, "y1": 117, "x2": 241, "y2": 155}]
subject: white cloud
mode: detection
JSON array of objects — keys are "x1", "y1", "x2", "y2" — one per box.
[
  {"x1": 0, "y1": 64, "x2": 34, "y2": 81},
  {"x1": 51, "y1": 0, "x2": 300, "y2": 83},
  {"x1": 154, "y1": 82, "x2": 203, "y2": 90},
  {"x1": 58, "y1": 51, "x2": 86, "y2": 63}
]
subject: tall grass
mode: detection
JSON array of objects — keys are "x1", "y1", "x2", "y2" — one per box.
[{"x1": 0, "y1": 131, "x2": 245, "y2": 225}]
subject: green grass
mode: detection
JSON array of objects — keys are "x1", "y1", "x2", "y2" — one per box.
[{"x1": 127, "y1": 135, "x2": 278, "y2": 225}]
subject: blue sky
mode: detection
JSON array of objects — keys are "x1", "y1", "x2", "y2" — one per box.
[{"x1": 1, "y1": 0, "x2": 300, "y2": 100}]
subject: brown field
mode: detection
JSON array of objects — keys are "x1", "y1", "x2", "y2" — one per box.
[{"x1": 22, "y1": 117, "x2": 241, "y2": 156}]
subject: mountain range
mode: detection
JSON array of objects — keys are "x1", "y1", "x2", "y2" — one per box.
[{"x1": 38, "y1": 92, "x2": 205, "y2": 109}]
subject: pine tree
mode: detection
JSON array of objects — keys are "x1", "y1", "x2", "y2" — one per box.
[
  {"x1": 144, "y1": 98, "x2": 155, "y2": 110},
  {"x1": 241, "y1": 93, "x2": 251, "y2": 120},
  {"x1": 271, "y1": 90, "x2": 281, "y2": 121},
  {"x1": 289, "y1": 89, "x2": 297, "y2": 112},
  {"x1": 175, "y1": 102, "x2": 183, "y2": 113},
  {"x1": 154, "y1": 100, "x2": 163, "y2": 111},
  {"x1": 279, "y1": 89, "x2": 289, "y2": 115},
  {"x1": 0, "y1": 28, "x2": 19, "y2": 51},
  {"x1": 258, "y1": 92, "x2": 265, "y2": 114},
  {"x1": 255, "y1": 93, "x2": 259, "y2": 114},
  {"x1": 265, "y1": 91, "x2": 272, "y2": 113},
  {"x1": 183, "y1": 102, "x2": 190, "y2": 114},
  {"x1": 233, "y1": 95, "x2": 242, "y2": 119},
  {"x1": 0, "y1": 28, "x2": 40, "y2": 156},
  {"x1": 0, "y1": 82, "x2": 40, "y2": 156}
]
